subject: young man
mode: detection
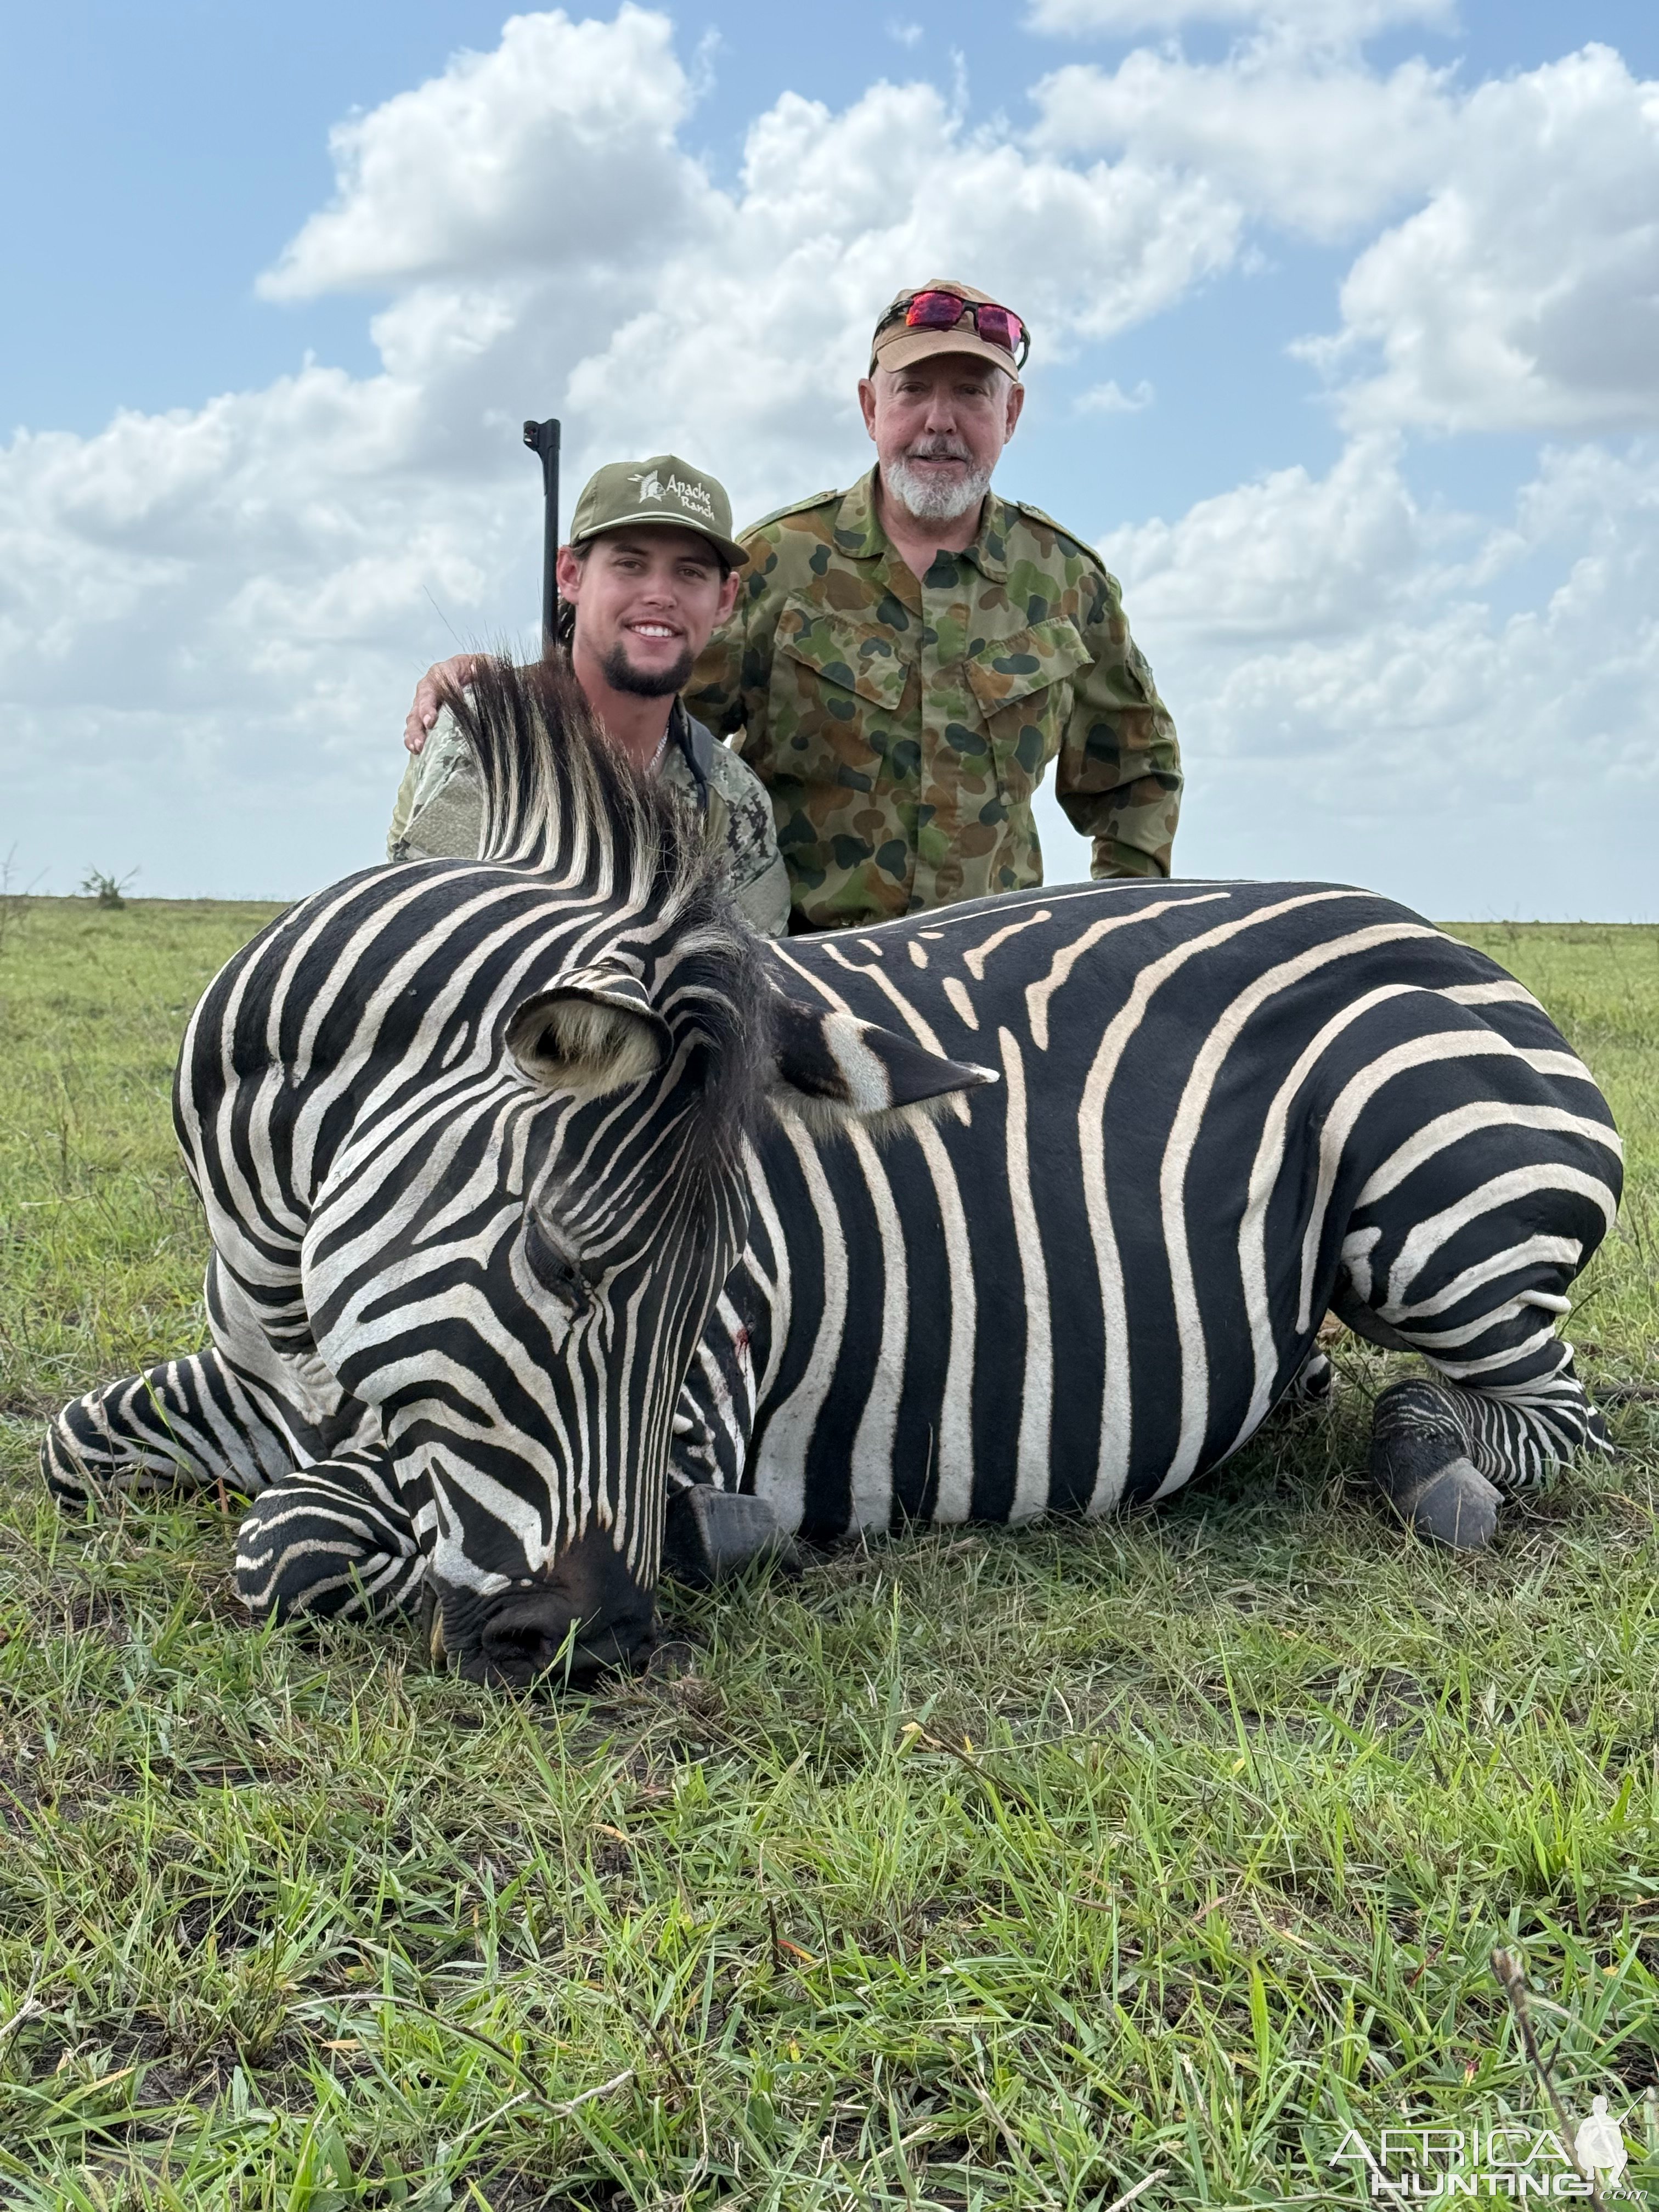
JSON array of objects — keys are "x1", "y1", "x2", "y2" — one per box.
[{"x1": 387, "y1": 455, "x2": 790, "y2": 937}]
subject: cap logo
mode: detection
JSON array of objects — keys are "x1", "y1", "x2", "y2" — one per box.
[{"x1": 629, "y1": 467, "x2": 716, "y2": 524}]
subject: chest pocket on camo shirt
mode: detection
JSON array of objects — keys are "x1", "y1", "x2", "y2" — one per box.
[
  {"x1": 774, "y1": 595, "x2": 912, "y2": 798},
  {"x1": 964, "y1": 617, "x2": 1091, "y2": 808}
]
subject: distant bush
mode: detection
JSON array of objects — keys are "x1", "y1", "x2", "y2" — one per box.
[{"x1": 78, "y1": 867, "x2": 137, "y2": 910}]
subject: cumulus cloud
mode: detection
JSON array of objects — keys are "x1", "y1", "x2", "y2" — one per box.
[
  {"x1": 1024, "y1": 0, "x2": 1454, "y2": 46},
  {"x1": 1068, "y1": 435, "x2": 1659, "y2": 912},
  {"x1": 3, "y1": 3, "x2": 1655, "y2": 920},
  {"x1": 1098, "y1": 435, "x2": 1447, "y2": 638},
  {"x1": 563, "y1": 80, "x2": 1238, "y2": 503},
  {"x1": 1031, "y1": 33, "x2": 1659, "y2": 433},
  {"x1": 1, "y1": 7, "x2": 1248, "y2": 895},
  {"x1": 1305, "y1": 45, "x2": 1659, "y2": 432},
  {"x1": 260, "y1": 10, "x2": 1240, "y2": 521},
  {"x1": 1076, "y1": 377, "x2": 1155, "y2": 412},
  {"x1": 1029, "y1": 44, "x2": 1457, "y2": 238},
  {"x1": 259, "y1": 7, "x2": 705, "y2": 298}
]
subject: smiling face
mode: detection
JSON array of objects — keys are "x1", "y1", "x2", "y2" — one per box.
[
  {"x1": 558, "y1": 526, "x2": 740, "y2": 700},
  {"x1": 858, "y1": 356, "x2": 1025, "y2": 525}
]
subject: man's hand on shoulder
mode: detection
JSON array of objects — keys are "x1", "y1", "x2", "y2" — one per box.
[{"x1": 404, "y1": 653, "x2": 480, "y2": 754}]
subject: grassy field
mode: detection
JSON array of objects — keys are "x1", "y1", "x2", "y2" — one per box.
[{"x1": 1, "y1": 897, "x2": 1656, "y2": 2210}]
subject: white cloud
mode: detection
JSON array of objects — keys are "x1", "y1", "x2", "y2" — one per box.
[
  {"x1": 251, "y1": 17, "x2": 1245, "y2": 521},
  {"x1": 1032, "y1": 33, "x2": 1659, "y2": 438},
  {"x1": 563, "y1": 81, "x2": 1239, "y2": 504},
  {"x1": 1306, "y1": 45, "x2": 1659, "y2": 432},
  {"x1": 1067, "y1": 435, "x2": 1659, "y2": 914},
  {"x1": 1099, "y1": 435, "x2": 1442, "y2": 637},
  {"x1": 1076, "y1": 377, "x2": 1155, "y2": 412},
  {"x1": 0, "y1": 8, "x2": 1244, "y2": 895},
  {"x1": 1024, "y1": 0, "x2": 1454, "y2": 46},
  {"x1": 259, "y1": 7, "x2": 704, "y2": 299},
  {"x1": 1030, "y1": 44, "x2": 1457, "y2": 238}
]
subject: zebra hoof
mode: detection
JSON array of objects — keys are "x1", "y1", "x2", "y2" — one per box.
[
  {"x1": 1380, "y1": 1453, "x2": 1501, "y2": 1549},
  {"x1": 662, "y1": 1486, "x2": 789, "y2": 1587},
  {"x1": 1369, "y1": 1380, "x2": 1500, "y2": 1549}
]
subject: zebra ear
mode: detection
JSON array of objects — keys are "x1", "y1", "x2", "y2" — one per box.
[
  {"x1": 506, "y1": 970, "x2": 672, "y2": 1100},
  {"x1": 767, "y1": 995, "x2": 997, "y2": 1130}
]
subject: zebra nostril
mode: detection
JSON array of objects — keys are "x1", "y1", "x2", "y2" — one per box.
[
  {"x1": 469, "y1": 1533, "x2": 658, "y2": 1692},
  {"x1": 476, "y1": 1590, "x2": 652, "y2": 1689},
  {"x1": 478, "y1": 1598, "x2": 582, "y2": 1685}
]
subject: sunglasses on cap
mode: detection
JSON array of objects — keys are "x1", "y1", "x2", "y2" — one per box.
[{"x1": 874, "y1": 289, "x2": 1031, "y2": 370}]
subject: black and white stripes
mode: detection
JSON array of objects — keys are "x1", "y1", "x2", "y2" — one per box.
[
  {"x1": 670, "y1": 882, "x2": 1621, "y2": 1549},
  {"x1": 42, "y1": 658, "x2": 1623, "y2": 1685}
]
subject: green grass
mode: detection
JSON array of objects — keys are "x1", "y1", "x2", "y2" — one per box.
[{"x1": 1, "y1": 898, "x2": 1657, "y2": 2209}]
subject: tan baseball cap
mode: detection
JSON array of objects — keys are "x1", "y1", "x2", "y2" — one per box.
[
  {"x1": 870, "y1": 279, "x2": 1028, "y2": 379},
  {"x1": 568, "y1": 454, "x2": 748, "y2": 568}
]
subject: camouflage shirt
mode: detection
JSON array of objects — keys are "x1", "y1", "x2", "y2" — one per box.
[
  {"x1": 386, "y1": 694, "x2": 792, "y2": 937},
  {"x1": 685, "y1": 467, "x2": 1182, "y2": 930}
]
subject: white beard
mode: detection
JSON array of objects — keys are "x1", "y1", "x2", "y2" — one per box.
[{"x1": 885, "y1": 453, "x2": 995, "y2": 524}]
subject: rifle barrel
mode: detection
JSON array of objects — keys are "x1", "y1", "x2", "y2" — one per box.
[{"x1": 522, "y1": 418, "x2": 561, "y2": 657}]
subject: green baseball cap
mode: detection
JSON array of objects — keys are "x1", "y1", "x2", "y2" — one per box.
[{"x1": 567, "y1": 454, "x2": 748, "y2": 569}]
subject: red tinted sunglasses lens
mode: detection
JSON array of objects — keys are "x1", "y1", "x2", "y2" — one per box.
[
  {"x1": 977, "y1": 306, "x2": 1023, "y2": 353},
  {"x1": 905, "y1": 289, "x2": 967, "y2": 330}
]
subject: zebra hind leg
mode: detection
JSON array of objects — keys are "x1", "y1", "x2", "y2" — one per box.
[
  {"x1": 234, "y1": 1451, "x2": 425, "y2": 1627},
  {"x1": 1284, "y1": 1342, "x2": 1337, "y2": 1413},
  {"x1": 1368, "y1": 1366, "x2": 1607, "y2": 1551}
]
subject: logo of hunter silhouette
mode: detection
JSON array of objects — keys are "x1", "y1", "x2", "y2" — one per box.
[
  {"x1": 629, "y1": 468, "x2": 716, "y2": 524},
  {"x1": 1575, "y1": 2098, "x2": 1629, "y2": 2192}
]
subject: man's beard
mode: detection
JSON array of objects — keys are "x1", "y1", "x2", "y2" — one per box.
[
  {"x1": 885, "y1": 439, "x2": 994, "y2": 524},
  {"x1": 598, "y1": 637, "x2": 695, "y2": 698}
]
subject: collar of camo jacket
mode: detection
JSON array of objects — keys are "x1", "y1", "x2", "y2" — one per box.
[
  {"x1": 661, "y1": 695, "x2": 714, "y2": 806},
  {"x1": 838, "y1": 468, "x2": 1013, "y2": 583}
]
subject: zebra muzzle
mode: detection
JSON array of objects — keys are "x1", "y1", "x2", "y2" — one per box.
[{"x1": 435, "y1": 1526, "x2": 661, "y2": 1691}]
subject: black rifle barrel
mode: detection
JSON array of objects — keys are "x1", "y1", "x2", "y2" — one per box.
[{"x1": 522, "y1": 417, "x2": 561, "y2": 657}]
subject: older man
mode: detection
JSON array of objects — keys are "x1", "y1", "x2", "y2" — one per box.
[
  {"x1": 685, "y1": 280, "x2": 1182, "y2": 930},
  {"x1": 389, "y1": 454, "x2": 790, "y2": 936}
]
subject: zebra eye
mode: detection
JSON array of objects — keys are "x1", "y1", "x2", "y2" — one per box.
[{"x1": 523, "y1": 1215, "x2": 591, "y2": 1309}]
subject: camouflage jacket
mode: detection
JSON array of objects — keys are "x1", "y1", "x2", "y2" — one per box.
[
  {"x1": 386, "y1": 694, "x2": 792, "y2": 937},
  {"x1": 685, "y1": 468, "x2": 1182, "y2": 930}
]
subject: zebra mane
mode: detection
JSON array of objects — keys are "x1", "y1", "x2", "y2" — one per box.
[
  {"x1": 438, "y1": 653, "x2": 769, "y2": 1155},
  {"x1": 438, "y1": 653, "x2": 709, "y2": 911}
]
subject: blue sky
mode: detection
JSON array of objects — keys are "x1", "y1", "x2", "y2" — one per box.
[{"x1": 4, "y1": 1, "x2": 1657, "y2": 914}]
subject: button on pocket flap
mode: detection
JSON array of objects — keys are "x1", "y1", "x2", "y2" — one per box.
[
  {"x1": 964, "y1": 617, "x2": 1090, "y2": 714},
  {"x1": 776, "y1": 595, "x2": 910, "y2": 713}
]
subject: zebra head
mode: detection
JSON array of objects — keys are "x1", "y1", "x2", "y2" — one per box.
[{"x1": 294, "y1": 660, "x2": 993, "y2": 1689}]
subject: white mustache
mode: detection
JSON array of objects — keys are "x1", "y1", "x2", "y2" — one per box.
[{"x1": 903, "y1": 439, "x2": 972, "y2": 462}]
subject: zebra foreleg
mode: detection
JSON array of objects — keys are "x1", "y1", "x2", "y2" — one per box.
[
  {"x1": 44, "y1": 1254, "x2": 374, "y2": 1516},
  {"x1": 42, "y1": 1346, "x2": 333, "y2": 1514},
  {"x1": 234, "y1": 1451, "x2": 424, "y2": 1625}
]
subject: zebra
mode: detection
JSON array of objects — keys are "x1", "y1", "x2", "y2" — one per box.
[{"x1": 41, "y1": 658, "x2": 1622, "y2": 1687}]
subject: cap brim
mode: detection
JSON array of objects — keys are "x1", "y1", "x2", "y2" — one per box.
[
  {"x1": 571, "y1": 508, "x2": 749, "y2": 568},
  {"x1": 871, "y1": 327, "x2": 1020, "y2": 379}
]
